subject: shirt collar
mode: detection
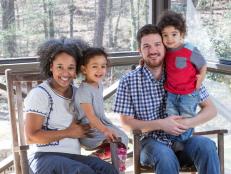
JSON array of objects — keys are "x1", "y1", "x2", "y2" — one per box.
[
  {"x1": 141, "y1": 66, "x2": 165, "y2": 83},
  {"x1": 167, "y1": 43, "x2": 184, "y2": 52}
]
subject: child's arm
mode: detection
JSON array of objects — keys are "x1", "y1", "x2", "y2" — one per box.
[
  {"x1": 80, "y1": 103, "x2": 117, "y2": 142},
  {"x1": 196, "y1": 65, "x2": 207, "y2": 90}
]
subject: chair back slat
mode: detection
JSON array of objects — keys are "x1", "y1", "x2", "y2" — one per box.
[
  {"x1": 26, "y1": 82, "x2": 33, "y2": 93},
  {"x1": 5, "y1": 69, "x2": 45, "y2": 174},
  {"x1": 15, "y1": 82, "x2": 25, "y2": 146},
  {"x1": 6, "y1": 70, "x2": 21, "y2": 174}
]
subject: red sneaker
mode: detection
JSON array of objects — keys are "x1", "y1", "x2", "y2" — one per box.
[{"x1": 91, "y1": 145, "x2": 111, "y2": 160}]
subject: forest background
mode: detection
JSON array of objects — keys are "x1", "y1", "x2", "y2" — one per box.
[{"x1": 0, "y1": 0, "x2": 230, "y2": 60}]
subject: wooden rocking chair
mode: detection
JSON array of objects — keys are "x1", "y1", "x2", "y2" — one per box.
[
  {"x1": 132, "y1": 129, "x2": 228, "y2": 174},
  {"x1": 5, "y1": 69, "x2": 123, "y2": 174}
]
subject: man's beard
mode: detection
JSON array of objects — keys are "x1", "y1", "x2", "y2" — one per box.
[{"x1": 145, "y1": 53, "x2": 163, "y2": 68}]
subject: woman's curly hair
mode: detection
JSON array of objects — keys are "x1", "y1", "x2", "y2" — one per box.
[
  {"x1": 157, "y1": 10, "x2": 186, "y2": 35},
  {"x1": 38, "y1": 38, "x2": 89, "y2": 78}
]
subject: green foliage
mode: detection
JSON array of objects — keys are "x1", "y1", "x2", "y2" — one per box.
[
  {"x1": 0, "y1": 0, "x2": 230, "y2": 59},
  {"x1": 197, "y1": 0, "x2": 211, "y2": 9},
  {"x1": 207, "y1": 72, "x2": 231, "y2": 91},
  {"x1": 206, "y1": 2, "x2": 231, "y2": 60}
]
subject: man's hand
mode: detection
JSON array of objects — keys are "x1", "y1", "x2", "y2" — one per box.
[
  {"x1": 175, "y1": 117, "x2": 191, "y2": 129},
  {"x1": 160, "y1": 116, "x2": 188, "y2": 136}
]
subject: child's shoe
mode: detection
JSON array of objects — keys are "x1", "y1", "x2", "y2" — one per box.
[
  {"x1": 91, "y1": 145, "x2": 111, "y2": 160},
  {"x1": 117, "y1": 147, "x2": 127, "y2": 172}
]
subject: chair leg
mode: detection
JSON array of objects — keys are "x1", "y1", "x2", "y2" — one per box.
[
  {"x1": 218, "y1": 133, "x2": 225, "y2": 174},
  {"x1": 110, "y1": 141, "x2": 120, "y2": 173},
  {"x1": 133, "y1": 131, "x2": 141, "y2": 174},
  {"x1": 19, "y1": 150, "x2": 29, "y2": 174}
]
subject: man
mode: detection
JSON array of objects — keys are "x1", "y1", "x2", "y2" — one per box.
[{"x1": 114, "y1": 24, "x2": 220, "y2": 174}]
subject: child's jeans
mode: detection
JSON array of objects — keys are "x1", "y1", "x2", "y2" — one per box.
[{"x1": 166, "y1": 90, "x2": 200, "y2": 142}]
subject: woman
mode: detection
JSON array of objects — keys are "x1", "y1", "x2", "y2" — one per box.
[{"x1": 24, "y1": 38, "x2": 118, "y2": 174}]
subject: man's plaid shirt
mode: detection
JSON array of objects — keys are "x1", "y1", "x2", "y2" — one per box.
[{"x1": 114, "y1": 66, "x2": 209, "y2": 146}]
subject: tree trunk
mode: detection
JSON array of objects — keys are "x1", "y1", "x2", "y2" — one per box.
[
  {"x1": 42, "y1": 0, "x2": 49, "y2": 39},
  {"x1": 1, "y1": 0, "x2": 17, "y2": 57},
  {"x1": 48, "y1": 1, "x2": 54, "y2": 38},
  {"x1": 69, "y1": 0, "x2": 76, "y2": 38},
  {"x1": 108, "y1": 0, "x2": 113, "y2": 47},
  {"x1": 113, "y1": 0, "x2": 123, "y2": 48},
  {"x1": 137, "y1": 0, "x2": 140, "y2": 30},
  {"x1": 93, "y1": 0, "x2": 107, "y2": 47},
  {"x1": 129, "y1": 0, "x2": 137, "y2": 50},
  {"x1": 144, "y1": 0, "x2": 148, "y2": 24}
]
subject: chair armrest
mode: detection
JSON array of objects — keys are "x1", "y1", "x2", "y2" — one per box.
[
  {"x1": 14, "y1": 145, "x2": 29, "y2": 152},
  {"x1": 193, "y1": 129, "x2": 228, "y2": 136},
  {"x1": 132, "y1": 129, "x2": 142, "y2": 136}
]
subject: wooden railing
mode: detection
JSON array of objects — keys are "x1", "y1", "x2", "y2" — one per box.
[
  {"x1": 1, "y1": 55, "x2": 231, "y2": 92},
  {"x1": 0, "y1": 155, "x2": 14, "y2": 174},
  {"x1": 1, "y1": 54, "x2": 231, "y2": 75}
]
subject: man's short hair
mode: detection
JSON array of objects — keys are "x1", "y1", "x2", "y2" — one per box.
[{"x1": 136, "y1": 24, "x2": 161, "y2": 48}]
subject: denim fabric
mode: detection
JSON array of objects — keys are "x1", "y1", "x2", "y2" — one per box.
[
  {"x1": 166, "y1": 90, "x2": 200, "y2": 141},
  {"x1": 140, "y1": 136, "x2": 220, "y2": 174},
  {"x1": 29, "y1": 152, "x2": 118, "y2": 174}
]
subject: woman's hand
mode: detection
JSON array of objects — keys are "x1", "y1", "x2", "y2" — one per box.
[{"x1": 65, "y1": 121, "x2": 91, "y2": 138}]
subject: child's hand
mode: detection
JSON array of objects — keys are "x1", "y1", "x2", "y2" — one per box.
[
  {"x1": 196, "y1": 74, "x2": 202, "y2": 90},
  {"x1": 103, "y1": 128, "x2": 118, "y2": 142}
]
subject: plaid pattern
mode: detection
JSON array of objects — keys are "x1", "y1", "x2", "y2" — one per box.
[{"x1": 114, "y1": 66, "x2": 209, "y2": 146}]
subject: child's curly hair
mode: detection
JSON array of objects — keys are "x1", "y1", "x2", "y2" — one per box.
[
  {"x1": 81, "y1": 47, "x2": 109, "y2": 67},
  {"x1": 38, "y1": 38, "x2": 89, "y2": 78},
  {"x1": 157, "y1": 10, "x2": 186, "y2": 35}
]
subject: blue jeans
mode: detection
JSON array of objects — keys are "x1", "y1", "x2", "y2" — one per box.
[
  {"x1": 29, "y1": 152, "x2": 118, "y2": 174},
  {"x1": 140, "y1": 136, "x2": 220, "y2": 174},
  {"x1": 166, "y1": 90, "x2": 200, "y2": 141}
]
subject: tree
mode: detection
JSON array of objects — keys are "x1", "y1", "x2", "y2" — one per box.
[
  {"x1": 144, "y1": 0, "x2": 149, "y2": 24},
  {"x1": 137, "y1": 0, "x2": 140, "y2": 30},
  {"x1": 108, "y1": 0, "x2": 113, "y2": 47},
  {"x1": 69, "y1": 0, "x2": 76, "y2": 38},
  {"x1": 42, "y1": 0, "x2": 49, "y2": 39},
  {"x1": 1, "y1": 0, "x2": 17, "y2": 57},
  {"x1": 129, "y1": 0, "x2": 137, "y2": 50},
  {"x1": 93, "y1": 0, "x2": 107, "y2": 47},
  {"x1": 48, "y1": 1, "x2": 55, "y2": 38},
  {"x1": 113, "y1": 0, "x2": 124, "y2": 48}
]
